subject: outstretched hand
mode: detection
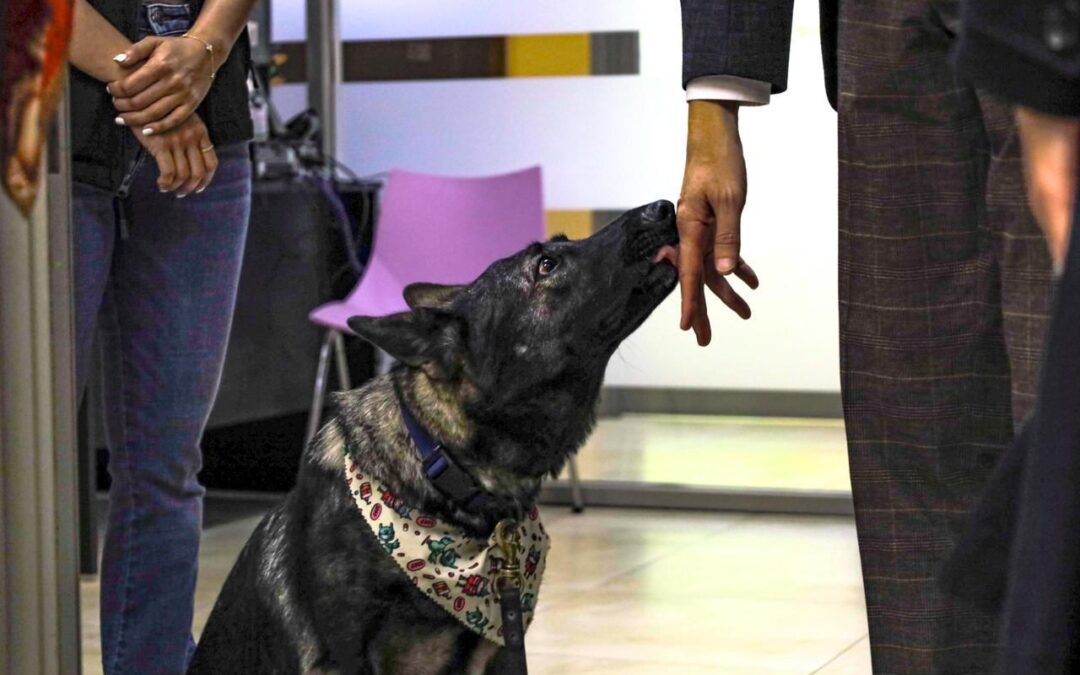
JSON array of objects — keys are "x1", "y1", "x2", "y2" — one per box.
[{"x1": 676, "y1": 100, "x2": 759, "y2": 346}]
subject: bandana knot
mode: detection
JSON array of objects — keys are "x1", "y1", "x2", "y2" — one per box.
[{"x1": 345, "y1": 457, "x2": 550, "y2": 645}]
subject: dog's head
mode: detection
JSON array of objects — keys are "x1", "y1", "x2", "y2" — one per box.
[{"x1": 347, "y1": 200, "x2": 678, "y2": 471}]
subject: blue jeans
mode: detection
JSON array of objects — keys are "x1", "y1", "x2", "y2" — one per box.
[{"x1": 74, "y1": 142, "x2": 250, "y2": 674}]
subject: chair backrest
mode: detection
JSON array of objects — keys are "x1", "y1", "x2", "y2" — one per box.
[{"x1": 344, "y1": 167, "x2": 545, "y2": 316}]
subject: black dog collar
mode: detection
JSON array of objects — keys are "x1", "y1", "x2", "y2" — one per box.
[{"x1": 399, "y1": 400, "x2": 501, "y2": 513}]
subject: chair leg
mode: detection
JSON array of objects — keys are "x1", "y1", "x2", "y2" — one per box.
[
  {"x1": 332, "y1": 330, "x2": 352, "y2": 390},
  {"x1": 567, "y1": 455, "x2": 585, "y2": 514},
  {"x1": 375, "y1": 347, "x2": 394, "y2": 375},
  {"x1": 306, "y1": 330, "x2": 334, "y2": 447}
]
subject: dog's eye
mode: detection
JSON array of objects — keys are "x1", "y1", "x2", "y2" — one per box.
[{"x1": 538, "y1": 256, "x2": 559, "y2": 276}]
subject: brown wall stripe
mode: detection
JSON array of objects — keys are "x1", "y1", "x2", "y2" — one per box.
[
  {"x1": 592, "y1": 210, "x2": 627, "y2": 233},
  {"x1": 269, "y1": 31, "x2": 638, "y2": 85}
]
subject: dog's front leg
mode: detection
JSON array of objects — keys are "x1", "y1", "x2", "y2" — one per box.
[
  {"x1": 368, "y1": 630, "x2": 459, "y2": 675},
  {"x1": 482, "y1": 644, "x2": 527, "y2": 675}
]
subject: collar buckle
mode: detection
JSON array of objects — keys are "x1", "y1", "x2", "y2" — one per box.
[{"x1": 401, "y1": 400, "x2": 494, "y2": 512}]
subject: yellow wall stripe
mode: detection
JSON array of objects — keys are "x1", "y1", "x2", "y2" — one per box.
[
  {"x1": 506, "y1": 34, "x2": 591, "y2": 78},
  {"x1": 545, "y1": 210, "x2": 594, "y2": 240}
]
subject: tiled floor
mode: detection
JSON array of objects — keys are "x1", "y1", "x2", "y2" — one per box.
[
  {"x1": 80, "y1": 507, "x2": 870, "y2": 674},
  {"x1": 80, "y1": 414, "x2": 869, "y2": 673}
]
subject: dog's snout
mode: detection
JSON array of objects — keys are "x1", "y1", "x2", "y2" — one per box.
[
  {"x1": 620, "y1": 200, "x2": 679, "y2": 264},
  {"x1": 642, "y1": 199, "x2": 674, "y2": 223}
]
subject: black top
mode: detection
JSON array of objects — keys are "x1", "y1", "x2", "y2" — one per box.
[
  {"x1": 942, "y1": 7, "x2": 1080, "y2": 671},
  {"x1": 954, "y1": 0, "x2": 1080, "y2": 115},
  {"x1": 941, "y1": 214, "x2": 1080, "y2": 672},
  {"x1": 69, "y1": 0, "x2": 253, "y2": 191}
]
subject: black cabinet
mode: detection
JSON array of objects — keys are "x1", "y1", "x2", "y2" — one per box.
[
  {"x1": 208, "y1": 176, "x2": 379, "y2": 427},
  {"x1": 197, "y1": 176, "x2": 380, "y2": 492}
]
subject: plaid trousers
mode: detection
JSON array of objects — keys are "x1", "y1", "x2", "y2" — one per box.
[{"x1": 837, "y1": 1, "x2": 1054, "y2": 672}]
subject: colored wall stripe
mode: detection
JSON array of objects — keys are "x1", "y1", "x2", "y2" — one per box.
[
  {"x1": 545, "y1": 210, "x2": 594, "y2": 240},
  {"x1": 591, "y1": 210, "x2": 626, "y2": 233},
  {"x1": 270, "y1": 32, "x2": 638, "y2": 85},
  {"x1": 506, "y1": 33, "x2": 591, "y2": 77},
  {"x1": 544, "y1": 209, "x2": 637, "y2": 239}
]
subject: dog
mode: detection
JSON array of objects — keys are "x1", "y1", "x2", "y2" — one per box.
[{"x1": 187, "y1": 199, "x2": 680, "y2": 674}]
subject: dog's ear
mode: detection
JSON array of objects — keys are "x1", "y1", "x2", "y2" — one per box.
[
  {"x1": 347, "y1": 310, "x2": 463, "y2": 376},
  {"x1": 403, "y1": 283, "x2": 464, "y2": 310}
]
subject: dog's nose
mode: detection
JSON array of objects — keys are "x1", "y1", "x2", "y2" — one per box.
[{"x1": 642, "y1": 199, "x2": 674, "y2": 222}]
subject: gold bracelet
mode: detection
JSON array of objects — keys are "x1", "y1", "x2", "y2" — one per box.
[{"x1": 181, "y1": 33, "x2": 216, "y2": 80}]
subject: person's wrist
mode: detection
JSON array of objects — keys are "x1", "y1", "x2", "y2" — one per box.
[
  {"x1": 687, "y1": 100, "x2": 741, "y2": 162},
  {"x1": 177, "y1": 33, "x2": 220, "y2": 79},
  {"x1": 188, "y1": 25, "x2": 233, "y2": 69},
  {"x1": 689, "y1": 99, "x2": 739, "y2": 132}
]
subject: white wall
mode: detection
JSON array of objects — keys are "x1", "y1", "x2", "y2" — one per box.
[{"x1": 271, "y1": 1, "x2": 839, "y2": 393}]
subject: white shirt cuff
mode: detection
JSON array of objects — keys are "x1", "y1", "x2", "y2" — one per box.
[{"x1": 686, "y1": 75, "x2": 771, "y2": 106}]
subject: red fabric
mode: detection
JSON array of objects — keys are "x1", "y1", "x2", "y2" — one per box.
[{"x1": 1, "y1": 0, "x2": 73, "y2": 215}]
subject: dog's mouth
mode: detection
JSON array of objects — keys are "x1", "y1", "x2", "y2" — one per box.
[
  {"x1": 641, "y1": 243, "x2": 679, "y2": 294},
  {"x1": 629, "y1": 218, "x2": 680, "y2": 299},
  {"x1": 642, "y1": 232, "x2": 680, "y2": 288},
  {"x1": 634, "y1": 247, "x2": 679, "y2": 302},
  {"x1": 597, "y1": 239, "x2": 680, "y2": 350},
  {"x1": 653, "y1": 244, "x2": 679, "y2": 269}
]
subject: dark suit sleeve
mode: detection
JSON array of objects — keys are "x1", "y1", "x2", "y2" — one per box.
[
  {"x1": 681, "y1": 0, "x2": 796, "y2": 94},
  {"x1": 954, "y1": 0, "x2": 1080, "y2": 115}
]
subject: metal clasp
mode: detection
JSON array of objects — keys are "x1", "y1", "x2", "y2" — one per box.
[{"x1": 493, "y1": 519, "x2": 523, "y2": 595}]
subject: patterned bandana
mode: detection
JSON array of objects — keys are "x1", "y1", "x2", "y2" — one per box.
[{"x1": 345, "y1": 456, "x2": 550, "y2": 645}]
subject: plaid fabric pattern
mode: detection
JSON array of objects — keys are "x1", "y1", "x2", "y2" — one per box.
[{"x1": 837, "y1": 1, "x2": 1054, "y2": 672}]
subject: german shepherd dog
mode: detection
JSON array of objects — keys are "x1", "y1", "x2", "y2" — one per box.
[{"x1": 187, "y1": 200, "x2": 680, "y2": 674}]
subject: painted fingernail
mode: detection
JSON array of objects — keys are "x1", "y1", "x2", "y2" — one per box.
[
  {"x1": 114, "y1": 117, "x2": 125, "y2": 126},
  {"x1": 177, "y1": 194, "x2": 188, "y2": 199},
  {"x1": 105, "y1": 84, "x2": 111, "y2": 95},
  {"x1": 195, "y1": 187, "x2": 207, "y2": 194},
  {"x1": 113, "y1": 53, "x2": 127, "y2": 63},
  {"x1": 716, "y1": 258, "x2": 737, "y2": 273},
  {"x1": 141, "y1": 128, "x2": 154, "y2": 136}
]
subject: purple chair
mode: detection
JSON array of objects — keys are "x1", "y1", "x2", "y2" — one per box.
[{"x1": 305, "y1": 167, "x2": 586, "y2": 510}]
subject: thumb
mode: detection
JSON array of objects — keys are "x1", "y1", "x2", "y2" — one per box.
[{"x1": 114, "y1": 36, "x2": 163, "y2": 66}]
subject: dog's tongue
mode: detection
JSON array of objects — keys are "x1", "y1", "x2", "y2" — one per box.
[{"x1": 653, "y1": 244, "x2": 679, "y2": 268}]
